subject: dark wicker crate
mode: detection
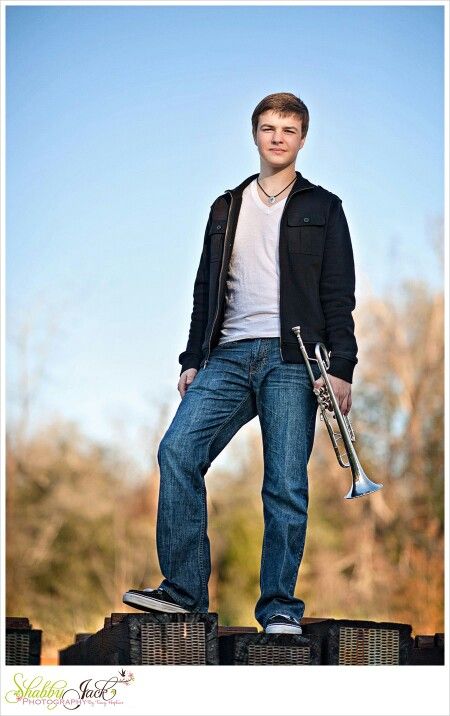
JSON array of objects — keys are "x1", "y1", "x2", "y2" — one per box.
[
  {"x1": 324, "y1": 619, "x2": 413, "y2": 665},
  {"x1": 6, "y1": 617, "x2": 42, "y2": 665},
  {"x1": 75, "y1": 632, "x2": 93, "y2": 642},
  {"x1": 219, "y1": 632, "x2": 321, "y2": 665},
  {"x1": 409, "y1": 633, "x2": 445, "y2": 665},
  {"x1": 300, "y1": 618, "x2": 336, "y2": 664},
  {"x1": 6, "y1": 617, "x2": 31, "y2": 629},
  {"x1": 59, "y1": 633, "x2": 93, "y2": 665},
  {"x1": 59, "y1": 612, "x2": 219, "y2": 665}
]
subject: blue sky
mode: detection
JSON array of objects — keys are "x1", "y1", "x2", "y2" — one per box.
[{"x1": 5, "y1": 4, "x2": 444, "y2": 469}]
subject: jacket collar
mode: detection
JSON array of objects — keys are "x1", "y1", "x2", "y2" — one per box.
[{"x1": 224, "y1": 170, "x2": 316, "y2": 198}]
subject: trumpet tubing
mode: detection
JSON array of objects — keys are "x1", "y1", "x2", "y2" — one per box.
[{"x1": 291, "y1": 325, "x2": 383, "y2": 500}]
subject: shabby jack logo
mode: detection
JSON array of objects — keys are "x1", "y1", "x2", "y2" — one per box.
[{"x1": 4, "y1": 669, "x2": 135, "y2": 710}]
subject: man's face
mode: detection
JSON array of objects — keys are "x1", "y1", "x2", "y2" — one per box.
[{"x1": 254, "y1": 110, "x2": 305, "y2": 168}]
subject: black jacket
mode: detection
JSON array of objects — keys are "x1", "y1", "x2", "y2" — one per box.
[{"x1": 179, "y1": 171, "x2": 358, "y2": 383}]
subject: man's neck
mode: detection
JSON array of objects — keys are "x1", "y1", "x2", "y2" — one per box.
[
  {"x1": 256, "y1": 163, "x2": 297, "y2": 204},
  {"x1": 258, "y1": 164, "x2": 297, "y2": 194}
]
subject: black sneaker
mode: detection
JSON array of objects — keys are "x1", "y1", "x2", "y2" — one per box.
[
  {"x1": 122, "y1": 587, "x2": 191, "y2": 613},
  {"x1": 265, "y1": 614, "x2": 303, "y2": 634}
]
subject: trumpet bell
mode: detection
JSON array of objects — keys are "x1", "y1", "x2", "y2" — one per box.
[{"x1": 344, "y1": 470, "x2": 384, "y2": 500}]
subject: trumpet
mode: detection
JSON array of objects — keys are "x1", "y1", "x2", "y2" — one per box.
[{"x1": 292, "y1": 325, "x2": 383, "y2": 499}]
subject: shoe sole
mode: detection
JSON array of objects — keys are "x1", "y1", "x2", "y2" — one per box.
[
  {"x1": 265, "y1": 624, "x2": 303, "y2": 634},
  {"x1": 122, "y1": 592, "x2": 190, "y2": 613}
]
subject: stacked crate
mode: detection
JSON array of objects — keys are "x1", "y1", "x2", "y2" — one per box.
[
  {"x1": 59, "y1": 633, "x2": 92, "y2": 665},
  {"x1": 219, "y1": 631, "x2": 321, "y2": 665},
  {"x1": 409, "y1": 634, "x2": 445, "y2": 665},
  {"x1": 59, "y1": 612, "x2": 219, "y2": 665},
  {"x1": 6, "y1": 617, "x2": 42, "y2": 665},
  {"x1": 301, "y1": 618, "x2": 413, "y2": 665}
]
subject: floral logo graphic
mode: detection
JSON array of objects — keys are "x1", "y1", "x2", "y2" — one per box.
[{"x1": 4, "y1": 670, "x2": 135, "y2": 710}]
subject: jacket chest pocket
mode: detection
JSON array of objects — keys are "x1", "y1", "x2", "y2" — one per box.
[
  {"x1": 208, "y1": 219, "x2": 226, "y2": 262},
  {"x1": 286, "y1": 212, "x2": 326, "y2": 255}
]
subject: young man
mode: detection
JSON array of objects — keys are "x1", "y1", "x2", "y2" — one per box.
[{"x1": 123, "y1": 93, "x2": 357, "y2": 634}]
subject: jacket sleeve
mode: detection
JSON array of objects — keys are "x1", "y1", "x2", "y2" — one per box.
[
  {"x1": 319, "y1": 196, "x2": 358, "y2": 383},
  {"x1": 178, "y1": 208, "x2": 213, "y2": 375}
]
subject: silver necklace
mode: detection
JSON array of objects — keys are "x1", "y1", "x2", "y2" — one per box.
[{"x1": 257, "y1": 175, "x2": 296, "y2": 205}]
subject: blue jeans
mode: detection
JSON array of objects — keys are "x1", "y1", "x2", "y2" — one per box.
[{"x1": 156, "y1": 337, "x2": 320, "y2": 629}]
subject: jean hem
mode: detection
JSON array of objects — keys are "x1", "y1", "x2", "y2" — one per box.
[{"x1": 158, "y1": 582, "x2": 208, "y2": 613}]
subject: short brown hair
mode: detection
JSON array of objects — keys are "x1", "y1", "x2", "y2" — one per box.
[{"x1": 251, "y1": 92, "x2": 309, "y2": 140}]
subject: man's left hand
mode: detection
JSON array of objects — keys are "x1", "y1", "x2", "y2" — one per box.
[{"x1": 313, "y1": 374, "x2": 352, "y2": 416}]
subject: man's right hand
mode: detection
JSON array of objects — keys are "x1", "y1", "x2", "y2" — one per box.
[{"x1": 178, "y1": 368, "x2": 198, "y2": 398}]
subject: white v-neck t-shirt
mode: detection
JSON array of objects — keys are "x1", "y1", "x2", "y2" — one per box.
[{"x1": 218, "y1": 179, "x2": 288, "y2": 345}]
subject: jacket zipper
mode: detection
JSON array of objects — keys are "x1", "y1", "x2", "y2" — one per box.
[
  {"x1": 277, "y1": 185, "x2": 315, "y2": 362},
  {"x1": 203, "y1": 190, "x2": 234, "y2": 368}
]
